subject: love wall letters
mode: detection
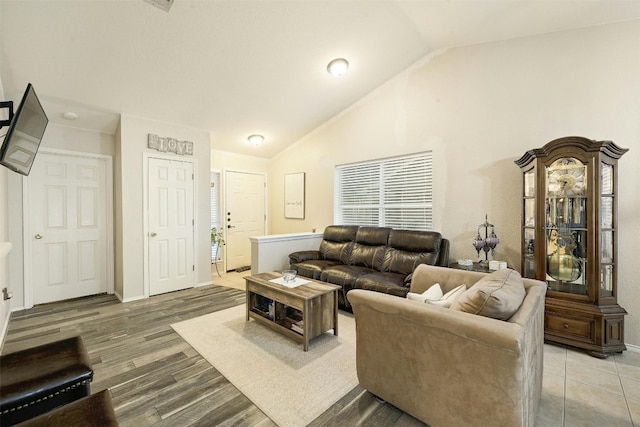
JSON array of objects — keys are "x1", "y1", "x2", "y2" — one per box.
[{"x1": 148, "y1": 133, "x2": 194, "y2": 156}]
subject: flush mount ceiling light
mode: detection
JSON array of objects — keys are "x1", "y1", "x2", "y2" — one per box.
[
  {"x1": 248, "y1": 134, "x2": 264, "y2": 146},
  {"x1": 62, "y1": 112, "x2": 78, "y2": 120},
  {"x1": 327, "y1": 58, "x2": 349, "y2": 77}
]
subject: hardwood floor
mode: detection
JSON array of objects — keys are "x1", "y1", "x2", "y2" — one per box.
[{"x1": 2, "y1": 284, "x2": 418, "y2": 427}]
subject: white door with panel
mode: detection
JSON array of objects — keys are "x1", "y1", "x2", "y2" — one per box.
[
  {"x1": 225, "y1": 171, "x2": 265, "y2": 271},
  {"x1": 148, "y1": 158, "x2": 195, "y2": 295},
  {"x1": 29, "y1": 153, "x2": 109, "y2": 304}
]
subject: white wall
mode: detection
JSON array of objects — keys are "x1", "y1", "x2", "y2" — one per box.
[
  {"x1": 0, "y1": 77, "x2": 10, "y2": 348},
  {"x1": 41, "y1": 125, "x2": 115, "y2": 156},
  {"x1": 268, "y1": 21, "x2": 640, "y2": 347},
  {"x1": 0, "y1": 79, "x2": 117, "y2": 339},
  {"x1": 5, "y1": 124, "x2": 115, "y2": 310},
  {"x1": 118, "y1": 115, "x2": 211, "y2": 301}
]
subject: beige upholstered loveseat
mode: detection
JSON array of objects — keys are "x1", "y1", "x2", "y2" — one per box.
[{"x1": 347, "y1": 264, "x2": 546, "y2": 427}]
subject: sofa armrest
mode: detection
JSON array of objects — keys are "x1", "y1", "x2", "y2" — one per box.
[
  {"x1": 347, "y1": 288, "x2": 543, "y2": 426},
  {"x1": 289, "y1": 250, "x2": 321, "y2": 263},
  {"x1": 437, "y1": 238, "x2": 450, "y2": 267}
]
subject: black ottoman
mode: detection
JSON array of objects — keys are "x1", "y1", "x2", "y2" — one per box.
[
  {"x1": 0, "y1": 336, "x2": 94, "y2": 426},
  {"x1": 15, "y1": 390, "x2": 118, "y2": 427}
]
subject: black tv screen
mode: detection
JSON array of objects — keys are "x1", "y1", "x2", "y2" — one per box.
[{"x1": 0, "y1": 83, "x2": 49, "y2": 175}]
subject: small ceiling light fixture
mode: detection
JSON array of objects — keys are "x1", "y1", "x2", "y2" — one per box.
[
  {"x1": 62, "y1": 111, "x2": 78, "y2": 120},
  {"x1": 248, "y1": 134, "x2": 264, "y2": 146},
  {"x1": 327, "y1": 58, "x2": 349, "y2": 77}
]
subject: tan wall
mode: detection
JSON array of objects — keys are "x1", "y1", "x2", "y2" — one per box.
[
  {"x1": 211, "y1": 148, "x2": 270, "y2": 174},
  {"x1": 267, "y1": 21, "x2": 640, "y2": 347}
]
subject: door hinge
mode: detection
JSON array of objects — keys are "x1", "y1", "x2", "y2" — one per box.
[{"x1": 193, "y1": 265, "x2": 195, "y2": 271}]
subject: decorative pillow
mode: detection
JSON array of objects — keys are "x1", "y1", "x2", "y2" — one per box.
[
  {"x1": 407, "y1": 283, "x2": 443, "y2": 303},
  {"x1": 450, "y1": 268, "x2": 526, "y2": 320},
  {"x1": 426, "y1": 284, "x2": 466, "y2": 308}
]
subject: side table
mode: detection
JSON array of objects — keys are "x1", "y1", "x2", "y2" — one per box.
[{"x1": 449, "y1": 262, "x2": 492, "y2": 273}]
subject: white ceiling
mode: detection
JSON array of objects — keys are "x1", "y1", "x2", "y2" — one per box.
[{"x1": 2, "y1": 0, "x2": 640, "y2": 158}]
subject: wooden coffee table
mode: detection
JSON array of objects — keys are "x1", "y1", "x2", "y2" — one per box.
[{"x1": 245, "y1": 272, "x2": 340, "y2": 351}]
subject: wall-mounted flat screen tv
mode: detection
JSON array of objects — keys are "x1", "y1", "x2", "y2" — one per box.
[{"x1": 0, "y1": 83, "x2": 49, "y2": 175}]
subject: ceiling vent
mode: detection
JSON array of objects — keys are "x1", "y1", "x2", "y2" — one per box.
[{"x1": 144, "y1": 0, "x2": 174, "y2": 12}]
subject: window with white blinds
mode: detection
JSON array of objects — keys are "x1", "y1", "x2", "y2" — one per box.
[
  {"x1": 210, "y1": 171, "x2": 221, "y2": 260},
  {"x1": 334, "y1": 152, "x2": 433, "y2": 230}
]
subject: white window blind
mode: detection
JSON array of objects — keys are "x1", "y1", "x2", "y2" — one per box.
[
  {"x1": 334, "y1": 152, "x2": 433, "y2": 230},
  {"x1": 210, "y1": 171, "x2": 221, "y2": 260},
  {"x1": 210, "y1": 171, "x2": 221, "y2": 227}
]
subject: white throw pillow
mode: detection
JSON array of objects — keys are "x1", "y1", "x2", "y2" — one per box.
[
  {"x1": 406, "y1": 283, "x2": 443, "y2": 303},
  {"x1": 426, "y1": 284, "x2": 467, "y2": 308}
]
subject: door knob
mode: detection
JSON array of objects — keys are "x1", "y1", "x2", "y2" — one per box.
[
  {"x1": 35, "y1": 234, "x2": 43, "y2": 239},
  {"x1": 227, "y1": 225, "x2": 235, "y2": 229},
  {"x1": 149, "y1": 232, "x2": 157, "y2": 237}
]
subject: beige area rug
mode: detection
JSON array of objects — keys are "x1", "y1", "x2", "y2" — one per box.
[{"x1": 171, "y1": 304, "x2": 358, "y2": 427}]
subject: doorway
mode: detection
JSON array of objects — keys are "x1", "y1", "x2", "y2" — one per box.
[
  {"x1": 224, "y1": 170, "x2": 266, "y2": 271},
  {"x1": 24, "y1": 150, "x2": 113, "y2": 306},
  {"x1": 147, "y1": 157, "x2": 195, "y2": 295}
]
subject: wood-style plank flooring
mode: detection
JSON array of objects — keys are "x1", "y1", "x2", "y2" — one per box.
[{"x1": 2, "y1": 283, "x2": 421, "y2": 427}]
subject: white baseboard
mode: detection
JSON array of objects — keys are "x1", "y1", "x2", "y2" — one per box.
[
  {"x1": 120, "y1": 294, "x2": 147, "y2": 303},
  {"x1": 196, "y1": 281, "x2": 213, "y2": 288},
  {"x1": 626, "y1": 343, "x2": 640, "y2": 353}
]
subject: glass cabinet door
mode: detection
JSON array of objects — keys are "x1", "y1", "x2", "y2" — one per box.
[
  {"x1": 600, "y1": 162, "x2": 615, "y2": 297},
  {"x1": 544, "y1": 157, "x2": 588, "y2": 295},
  {"x1": 522, "y1": 168, "x2": 536, "y2": 278}
]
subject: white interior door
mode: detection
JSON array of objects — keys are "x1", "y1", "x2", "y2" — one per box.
[
  {"x1": 225, "y1": 171, "x2": 265, "y2": 271},
  {"x1": 28, "y1": 152, "x2": 109, "y2": 304},
  {"x1": 148, "y1": 158, "x2": 195, "y2": 295}
]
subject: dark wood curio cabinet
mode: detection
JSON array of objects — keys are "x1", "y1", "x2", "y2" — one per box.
[{"x1": 515, "y1": 136, "x2": 628, "y2": 358}]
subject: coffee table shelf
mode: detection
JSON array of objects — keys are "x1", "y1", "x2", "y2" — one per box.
[{"x1": 245, "y1": 272, "x2": 340, "y2": 351}]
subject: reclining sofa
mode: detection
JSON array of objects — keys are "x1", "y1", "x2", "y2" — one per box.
[
  {"x1": 288, "y1": 225, "x2": 449, "y2": 311},
  {"x1": 348, "y1": 264, "x2": 546, "y2": 427}
]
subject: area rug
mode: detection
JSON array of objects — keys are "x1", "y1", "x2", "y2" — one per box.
[{"x1": 171, "y1": 304, "x2": 358, "y2": 427}]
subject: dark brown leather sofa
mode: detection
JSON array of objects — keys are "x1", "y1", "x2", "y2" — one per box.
[{"x1": 288, "y1": 225, "x2": 449, "y2": 311}]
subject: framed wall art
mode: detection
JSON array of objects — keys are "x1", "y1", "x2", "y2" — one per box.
[{"x1": 284, "y1": 172, "x2": 305, "y2": 219}]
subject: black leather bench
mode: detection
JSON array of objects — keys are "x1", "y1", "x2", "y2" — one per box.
[
  {"x1": 14, "y1": 389, "x2": 118, "y2": 427},
  {"x1": 0, "y1": 336, "x2": 94, "y2": 426}
]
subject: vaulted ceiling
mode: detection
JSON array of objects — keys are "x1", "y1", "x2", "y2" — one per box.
[{"x1": 2, "y1": 0, "x2": 640, "y2": 158}]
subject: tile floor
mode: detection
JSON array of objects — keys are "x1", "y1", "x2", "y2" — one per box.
[
  {"x1": 211, "y1": 268, "x2": 640, "y2": 426},
  {"x1": 538, "y1": 342, "x2": 640, "y2": 426},
  {"x1": 210, "y1": 268, "x2": 247, "y2": 291}
]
